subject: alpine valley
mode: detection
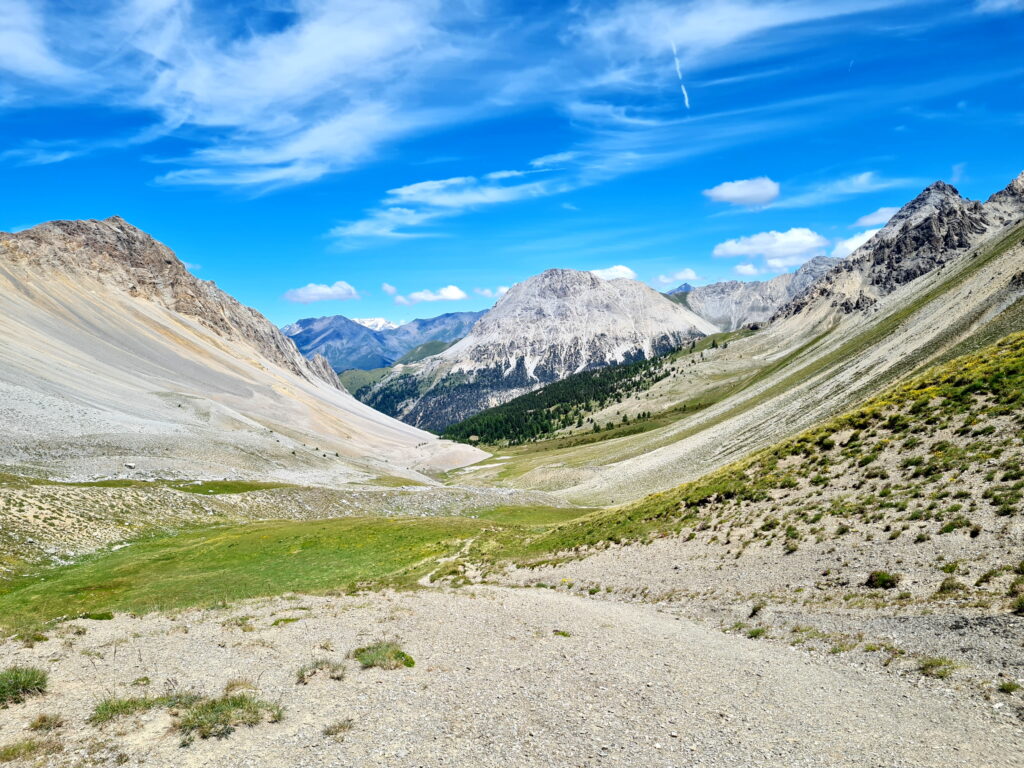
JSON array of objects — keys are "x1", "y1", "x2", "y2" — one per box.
[{"x1": 3, "y1": 145, "x2": 1024, "y2": 768}]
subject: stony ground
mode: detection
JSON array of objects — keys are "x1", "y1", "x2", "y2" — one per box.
[{"x1": 2, "y1": 587, "x2": 1023, "y2": 768}]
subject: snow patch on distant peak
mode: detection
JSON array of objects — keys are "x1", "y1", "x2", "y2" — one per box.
[{"x1": 353, "y1": 317, "x2": 399, "y2": 331}]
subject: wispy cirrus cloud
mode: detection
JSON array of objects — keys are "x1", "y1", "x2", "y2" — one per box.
[
  {"x1": 0, "y1": 0, "x2": 944, "y2": 196},
  {"x1": 767, "y1": 171, "x2": 920, "y2": 209}
]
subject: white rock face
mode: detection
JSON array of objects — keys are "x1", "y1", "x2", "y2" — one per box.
[
  {"x1": 683, "y1": 256, "x2": 839, "y2": 331},
  {"x1": 0, "y1": 217, "x2": 484, "y2": 481},
  {"x1": 364, "y1": 269, "x2": 715, "y2": 430}
]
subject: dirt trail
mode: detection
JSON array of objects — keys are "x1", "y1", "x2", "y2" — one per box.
[{"x1": 2, "y1": 587, "x2": 1020, "y2": 767}]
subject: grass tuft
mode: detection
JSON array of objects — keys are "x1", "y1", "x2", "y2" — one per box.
[
  {"x1": 352, "y1": 641, "x2": 415, "y2": 670},
  {"x1": 918, "y1": 657, "x2": 957, "y2": 679},
  {"x1": 176, "y1": 693, "x2": 283, "y2": 745},
  {"x1": 323, "y1": 718, "x2": 354, "y2": 739},
  {"x1": 296, "y1": 658, "x2": 345, "y2": 685},
  {"x1": 0, "y1": 738, "x2": 61, "y2": 763},
  {"x1": 0, "y1": 666, "x2": 47, "y2": 706},
  {"x1": 28, "y1": 714, "x2": 63, "y2": 733}
]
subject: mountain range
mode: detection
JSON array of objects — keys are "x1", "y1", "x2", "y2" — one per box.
[
  {"x1": 283, "y1": 310, "x2": 484, "y2": 372},
  {"x1": 359, "y1": 268, "x2": 717, "y2": 431},
  {"x1": 670, "y1": 255, "x2": 840, "y2": 331}
]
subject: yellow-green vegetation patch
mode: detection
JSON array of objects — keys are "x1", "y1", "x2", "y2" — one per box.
[
  {"x1": 0, "y1": 737, "x2": 61, "y2": 763},
  {"x1": 0, "y1": 517, "x2": 486, "y2": 631},
  {"x1": 473, "y1": 505, "x2": 595, "y2": 526}
]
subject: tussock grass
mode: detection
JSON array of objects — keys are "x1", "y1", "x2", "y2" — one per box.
[
  {"x1": 352, "y1": 642, "x2": 415, "y2": 670},
  {"x1": 0, "y1": 666, "x2": 47, "y2": 706},
  {"x1": 177, "y1": 693, "x2": 283, "y2": 745}
]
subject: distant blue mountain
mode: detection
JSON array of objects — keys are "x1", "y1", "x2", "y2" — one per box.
[
  {"x1": 667, "y1": 282, "x2": 695, "y2": 294},
  {"x1": 283, "y1": 311, "x2": 485, "y2": 372}
]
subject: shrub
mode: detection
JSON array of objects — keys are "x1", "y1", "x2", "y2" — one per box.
[
  {"x1": 552, "y1": 629, "x2": 571, "y2": 637},
  {"x1": 936, "y1": 577, "x2": 967, "y2": 595},
  {"x1": 998, "y1": 680, "x2": 1021, "y2": 694},
  {"x1": 296, "y1": 658, "x2": 346, "y2": 684},
  {"x1": 1013, "y1": 596, "x2": 1024, "y2": 615},
  {"x1": 0, "y1": 666, "x2": 47, "y2": 706},
  {"x1": 746, "y1": 628, "x2": 767, "y2": 639},
  {"x1": 351, "y1": 641, "x2": 415, "y2": 669},
  {"x1": 865, "y1": 571, "x2": 900, "y2": 589}
]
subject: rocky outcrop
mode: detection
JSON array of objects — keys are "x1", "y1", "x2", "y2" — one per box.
[
  {"x1": 683, "y1": 256, "x2": 840, "y2": 331},
  {"x1": 775, "y1": 175, "x2": 1024, "y2": 321},
  {"x1": 362, "y1": 269, "x2": 716, "y2": 431},
  {"x1": 2, "y1": 216, "x2": 338, "y2": 389},
  {"x1": 284, "y1": 310, "x2": 485, "y2": 372}
]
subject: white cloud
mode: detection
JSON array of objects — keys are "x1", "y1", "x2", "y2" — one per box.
[
  {"x1": 703, "y1": 176, "x2": 779, "y2": 206},
  {"x1": 331, "y1": 207, "x2": 444, "y2": 239},
  {"x1": 656, "y1": 268, "x2": 699, "y2": 285},
  {"x1": 950, "y1": 162, "x2": 967, "y2": 183},
  {"x1": 396, "y1": 284, "x2": 468, "y2": 305},
  {"x1": 770, "y1": 172, "x2": 918, "y2": 209},
  {"x1": 713, "y1": 228, "x2": 829, "y2": 262},
  {"x1": 334, "y1": 173, "x2": 570, "y2": 240},
  {"x1": 831, "y1": 228, "x2": 881, "y2": 258},
  {"x1": 531, "y1": 151, "x2": 578, "y2": 167},
  {"x1": 283, "y1": 281, "x2": 360, "y2": 303},
  {"x1": 0, "y1": 0, "x2": 82, "y2": 83},
  {"x1": 591, "y1": 265, "x2": 637, "y2": 280},
  {"x1": 381, "y1": 282, "x2": 398, "y2": 296},
  {"x1": 475, "y1": 286, "x2": 509, "y2": 298},
  {"x1": 854, "y1": 206, "x2": 899, "y2": 227},
  {"x1": 734, "y1": 263, "x2": 761, "y2": 276},
  {"x1": 561, "y1": 202, "x2": 580, "y2": 211}
]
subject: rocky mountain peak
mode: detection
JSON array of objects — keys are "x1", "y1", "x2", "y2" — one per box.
[
  {"x1": 360, "y1": 268, "x2": 717, "y2": 431},
  {"x1": 984, "y1": 170, "x2": 1024, "y2": 227},
  {"x1": 1, "y1": 216, "x2": 339, "y2": 388},
  {"x1": 774, "y1": 173, "x2": 1024, "y2": 321}
]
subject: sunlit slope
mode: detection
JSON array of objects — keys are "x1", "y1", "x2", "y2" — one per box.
[
  {"x1": 457, "y1": 222, "x2": 1024, "y2": 505},
  {"x1": 0, "y1": 218, "x2": 483, "y2": 484}
]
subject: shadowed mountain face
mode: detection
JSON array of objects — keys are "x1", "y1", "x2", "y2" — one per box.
[
  {"x1": 0, "y1": 217, "x2": 483, "y2": 482},
  {"x1": 360, "y1": 269, "x2": 718, "y2": 431},
  {"x1": 283, "y1": 311, "x2": 485, "y2": 372}
]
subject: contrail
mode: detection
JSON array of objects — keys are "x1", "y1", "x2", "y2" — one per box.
[{"x1": 670, "y1": 40, "x2": 691, "y2": 109}]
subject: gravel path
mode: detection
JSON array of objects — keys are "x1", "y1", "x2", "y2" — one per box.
[{"x1": 2, "y1": 587, "x2": 1021, "y2": 767}]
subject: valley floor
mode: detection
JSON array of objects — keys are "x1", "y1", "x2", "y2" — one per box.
[{"x1": 2, "y1": 586, "x2": 1022, "y2": 768}]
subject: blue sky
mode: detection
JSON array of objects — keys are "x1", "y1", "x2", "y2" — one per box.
[{"x1": 1, "y1": 0, "x2": 1022, "y2": 326}]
